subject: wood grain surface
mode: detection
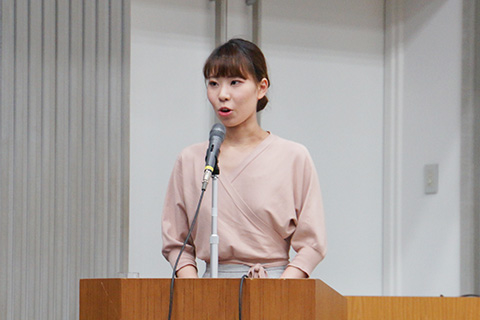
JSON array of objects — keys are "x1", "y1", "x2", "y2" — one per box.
[
  {"x1": 347, "y1": 296, "x2": 480, "y2": 320},
  {"x1": 80, "y1": 278, "x2": 347, "y2": 320}
]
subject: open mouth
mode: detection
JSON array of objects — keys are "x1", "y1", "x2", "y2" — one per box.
[{"x1": 218, "y1": 107, "x2": 232, "y2": 116}]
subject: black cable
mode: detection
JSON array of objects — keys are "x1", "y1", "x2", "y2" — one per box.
[
  {"x1": 167, "y1": 189, "x2": 206, "y2": 320},
  {"x1": 238, "y1": 274, "x2": 249, "y2": 320}
]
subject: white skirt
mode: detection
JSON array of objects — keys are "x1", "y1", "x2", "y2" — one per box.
[{"x1": 203, "y1": 264, "x2": 286, "y2": 279}]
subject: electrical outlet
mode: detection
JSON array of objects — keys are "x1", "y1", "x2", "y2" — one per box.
[{"x1": 424, "y1": 164, "x2": 439, "y2": 194}]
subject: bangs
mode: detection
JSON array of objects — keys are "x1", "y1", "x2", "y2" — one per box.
[{"x1": 203, "y1": 45, "x2": 254, "y2": 80}]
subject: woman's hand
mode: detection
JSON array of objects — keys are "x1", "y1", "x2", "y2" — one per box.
[
  {"x1": 280, "y1": 266, "x2": 308, "y2": 279},
  {"x1": 176, "y1": 265, "x2": 199, "y2": 278}
]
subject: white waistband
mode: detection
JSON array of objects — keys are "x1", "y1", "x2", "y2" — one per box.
[{"x1": 204, "y1": 263, "x2": 286, "y2": 279}]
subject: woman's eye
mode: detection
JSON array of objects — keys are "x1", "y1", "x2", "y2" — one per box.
[
  {"x1": 231, "y1": 80, "x2": 241, "y2": 86},
  {"x1": 208, "y1": 81, "x2": 218, "y2": 87}
]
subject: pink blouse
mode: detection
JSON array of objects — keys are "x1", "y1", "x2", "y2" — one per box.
[{"x1": 161, "y1": 133, "x2": 327, "y2": 276}]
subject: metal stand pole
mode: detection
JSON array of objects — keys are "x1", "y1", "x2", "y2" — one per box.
[{"x1": 210, "y1": 174, "x2": 219, "y2": 278}]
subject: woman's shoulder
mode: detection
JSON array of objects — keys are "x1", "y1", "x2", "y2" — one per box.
[
  {"x1": 268, "y1": 134, "x2": 319, "y2": 177},
  {"x1": 176, "y1": 141, "x2": 208, "y2": 162},
  {"x1": 269, "y1": 133, "x2": 310, "y2": 156},
  {"x1": 180, "y1": 140, "x2": 208, "y2": 154}
]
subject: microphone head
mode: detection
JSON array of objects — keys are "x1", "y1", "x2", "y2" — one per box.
[{"x1": 209, "y1": 123, "x2": 226, "y2": 143}]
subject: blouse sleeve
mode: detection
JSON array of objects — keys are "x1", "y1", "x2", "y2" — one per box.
[
  {"x1": 161, "y1": 154, "x2": 197, "y2": 272},
  {"x1": 288, "y1": 149, "x2": 327, "y2": 277}
]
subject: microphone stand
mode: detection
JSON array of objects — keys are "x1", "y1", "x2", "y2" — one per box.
[{"x1": 210, "y1": 164, "x2": 220, "y2": 278}]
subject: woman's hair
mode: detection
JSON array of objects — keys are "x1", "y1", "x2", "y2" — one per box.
[{"x1": 203, "y1": 38, "x2": 270, "y2": 112}]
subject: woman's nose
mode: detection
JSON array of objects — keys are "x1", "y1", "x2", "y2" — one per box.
[{"x1": 218, "y1": 85, "x2": 230, "y2": 101}]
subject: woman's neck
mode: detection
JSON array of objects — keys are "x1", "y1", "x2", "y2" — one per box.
[
  {"x1": 223, "y1": 122, "x2": 269, "y2": 147},
  {"x1": 218, "y1": 123, "x2": 270, "y2": 174}
]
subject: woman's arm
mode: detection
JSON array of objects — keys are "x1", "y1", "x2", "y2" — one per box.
[
  {"x1": 280, "y1": 266, "x2": 308, "y2": 279},
  {"x1": 162, "y1": 153, "x2": 199, "y2": 276},
  {"x1": 287, "y1": 149, "x2": 327, "y2": 277},
  {"x1": 176, "y1": 265, "x2": 199, "y2": 278}
]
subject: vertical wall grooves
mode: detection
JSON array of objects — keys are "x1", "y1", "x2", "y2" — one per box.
[
  {"x1": 121, "y1": 0, "x2": 131, "y2": 272},
  {"x1": 474, "y1": 0, "x2": 480, "y2": 295},
  {"x1": 460, "y1": 0, "x2": 480, "y2": 296},
  {"x1": 0, "y1": 1, "x2": 130, "y2": 319}
]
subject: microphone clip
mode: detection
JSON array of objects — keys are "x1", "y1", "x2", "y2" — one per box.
[{"x1": 201, "y1": 163, "x2": 219, "y2": 191}]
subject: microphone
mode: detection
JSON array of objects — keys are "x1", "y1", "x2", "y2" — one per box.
[{"x1": 202, "y1": 123, "x2": 226, "y2": 190}]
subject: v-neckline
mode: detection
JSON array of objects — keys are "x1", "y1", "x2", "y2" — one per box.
[{"x1": 220, "y1": 133, "x2": 275, "y2": 183}]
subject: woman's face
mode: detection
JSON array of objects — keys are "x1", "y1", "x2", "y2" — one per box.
[{"x1": 206, "y1": 75, "x2": 267, "y2": 129}]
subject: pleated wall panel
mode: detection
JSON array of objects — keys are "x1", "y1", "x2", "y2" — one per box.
[
  {"x1": 460, "y1": 0, "x2": 480, "y2": 296},
  {"x1": 474, "y1": 0, "x2": 480, "y2": 295},
  {"x1": 0, "y1": 1, "x2": 130, "y2": 319}
]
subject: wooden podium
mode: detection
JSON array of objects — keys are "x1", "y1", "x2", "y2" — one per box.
[
  {"x1": 347, "y1": 296, "x2": 480, "y2": 320},
  {"x1": 80, "y1": 278, "x2": 347, "y2": 320}
]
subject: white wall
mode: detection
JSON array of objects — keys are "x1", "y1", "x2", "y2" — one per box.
[
  {"x1": 130, "y1": 0, "x2": 468, "y2": 297},
  {"x1": 259, "y1": 0, "x2": 384, "y2": 295},
  {"x1": 130, "y1": 0, "x2": 215, "y2": 277},
  {"x1": 397, "y1": 0, "x2": 463, "y2": 295}
]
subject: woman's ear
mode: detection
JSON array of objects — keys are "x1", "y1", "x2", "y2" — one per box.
[{"x1": 257, "y1": 78, "x2": 269, "y2": 100}]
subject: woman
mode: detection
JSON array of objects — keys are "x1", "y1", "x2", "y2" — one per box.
[{"x1": 162, "y1": 38, "x2": 326, "y2": 279}]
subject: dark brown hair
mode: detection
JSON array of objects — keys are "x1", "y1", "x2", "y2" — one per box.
[{"x1": 203, "y1": 38, "x2": 270, "y2": 112}]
